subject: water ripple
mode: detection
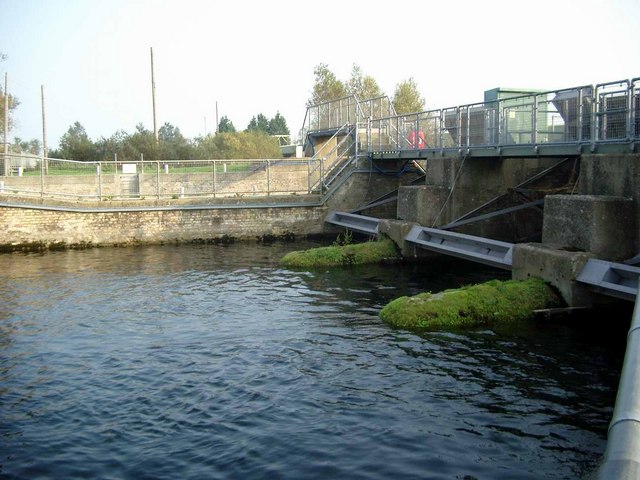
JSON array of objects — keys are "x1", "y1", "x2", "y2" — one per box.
[{"x1": 0, "y1": 244, "x2": 625, "y2": 480}]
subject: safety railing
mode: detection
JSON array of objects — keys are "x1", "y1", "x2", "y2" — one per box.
[
  {"x1": 307, "y1": 123, "x2": 356, "y2": 192},
  {"x1": 0, "y1": 156, "x2": 322, "y2": 201},
  {"x1": 366, "y1": 77, "x2": 639, "y2": 155},
  {"x1": 301, "y1": 94, "x2": 396, "y2": 141},
  {"x1": 303, "y1": 96, "x2": 364, "y2": 134}
]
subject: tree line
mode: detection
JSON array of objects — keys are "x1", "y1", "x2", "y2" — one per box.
[
  {"x1": 44, "y1": 112, "x2": 290, "y2": 162},
  {"x1": 2, "y1": 57, "x2": 428, "y2": 160},
  {"x1": 308, "y1": 63, "x2": 425, "y2": 114}
]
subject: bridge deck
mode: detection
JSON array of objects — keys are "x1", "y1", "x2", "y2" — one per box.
[{"x1": 304, "y1": 76, "x2": 639, "y2": 159}]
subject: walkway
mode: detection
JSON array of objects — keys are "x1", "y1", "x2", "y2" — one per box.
[{"x1": 303, "y1": 77, "x2": 640, "y2": 158}]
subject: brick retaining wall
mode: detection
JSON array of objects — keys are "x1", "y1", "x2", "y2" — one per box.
[{"x1": 0, "y1": 202, "x2": 328, "y2": 249}]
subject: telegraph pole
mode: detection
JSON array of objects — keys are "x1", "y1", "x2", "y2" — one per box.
[
  {"x1": 215, "y1": 101, "x2": 219, "y2": 133},
  {"x1": 150, "y1": 47, "x2": 158, "y2": 142},
  {"x1": 4, "y1": 72, "x2": 8, "y2": 176},
  {"x1": 41, "y1": 85, "x2": 48, "y2": 157},
  {"x1": 41, "y1": 84, "x2": 48, "y2": 174}
]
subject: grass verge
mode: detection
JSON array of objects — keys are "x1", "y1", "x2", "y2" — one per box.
[
  {"x1": 379, "y1": 277, "x2": 561, "y2": 331},
  {"x1": 279, "y1": 237, "x2": 400, "y2": 268}
]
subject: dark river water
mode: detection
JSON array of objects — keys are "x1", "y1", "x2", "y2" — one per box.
[{"x1": 0, "y1": 241, "x2": 628, "y2": 479}]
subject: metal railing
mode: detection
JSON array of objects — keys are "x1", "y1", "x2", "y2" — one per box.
[
  {"x1": 596, "y1": 287, "x2": 640, "y2": 479},
  {"x1": 0, "y1": 156, "x2": 324, "y2": 201},
  {"x1": 307, "y1": 123, "x2": 356, "y2": 192},
  {"x1": 301, "y1": 94, "x2": 396, "y2": 141},
  {"x1": 304, "y1": 78, "x2": 639, "y2": 155}
]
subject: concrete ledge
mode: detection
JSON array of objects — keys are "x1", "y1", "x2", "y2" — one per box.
[
  {"x1": 542, "y1": 195, "x2": 635, "y2": 261},
  {"x1": 378, "y1": 219, "x2": 436, "y2": 260},
  {"x1": 512, "y1": 243, "x2": 594, "y2": 307}
]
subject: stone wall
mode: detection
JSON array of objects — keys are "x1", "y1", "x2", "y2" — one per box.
[{"x1": 0, "y1": 202, "x2": 328, "y2": 249}]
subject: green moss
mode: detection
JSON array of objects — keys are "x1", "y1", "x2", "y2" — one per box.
[
  {"x1": 280, "y1": 237, "x2": 400, "y2": 268},
  {"x1": 379, "y1": 277, "x2": 561, "y2": 331}
]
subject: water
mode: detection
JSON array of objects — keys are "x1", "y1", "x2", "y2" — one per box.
[{"x1": 0, "y1": 242, "x2": 627, "y2": 479}]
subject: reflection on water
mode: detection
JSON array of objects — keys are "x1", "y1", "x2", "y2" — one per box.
[{"x1": 0, "y1": 242, "x2": 627, "y2": 479}]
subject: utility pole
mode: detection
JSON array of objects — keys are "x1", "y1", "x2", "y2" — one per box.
[
  {"x1": 41, "y1": 84, "x2": 48, "y2": 156},
  {"x1": 4, "y1": 72, "x2": 8, "y2": 176},
  {"x1": 150, "y1": 47, "x2": 158, "y2": 142},
  {"x1": 215, "y1": 101, "x2": 219, "y2": 133}
]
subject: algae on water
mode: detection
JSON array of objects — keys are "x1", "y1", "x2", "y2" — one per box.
[
  {"x1": 379, "y1": 277, "x2": 561, "y2": 331},
  {"x1": 280, "y1": 237, "x2": 400, "y2": 268}
]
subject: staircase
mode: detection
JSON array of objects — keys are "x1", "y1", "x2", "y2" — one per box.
[{"x1": 307, "y1": 123, "x2": 357, "y2": 192}]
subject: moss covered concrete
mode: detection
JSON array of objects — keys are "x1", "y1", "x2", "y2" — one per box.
[
  {"x1": 379, "y1": 277, "x2": 561, "y2": 331},
  {"x1": 279, "y1": 237, "x2": 400, "y2": 268}
]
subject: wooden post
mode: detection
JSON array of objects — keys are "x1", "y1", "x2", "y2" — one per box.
[
  {"x1": 3, "y1": 72, "x2": 8, "y2": 176},
  {"x1": 41, "y1": 84, "x2": 48, "y2": 174},
  {"x1": 150, "y1": 47, "x2": 158, "y2": 143}
]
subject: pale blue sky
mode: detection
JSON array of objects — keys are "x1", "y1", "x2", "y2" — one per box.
[{"x1": 2, "y1": 0, "x2": 639, "y2": 150}]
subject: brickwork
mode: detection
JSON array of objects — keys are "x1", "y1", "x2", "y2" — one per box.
[{"x1": 0, "y1": 203, "x2": 328, "y2": 249}]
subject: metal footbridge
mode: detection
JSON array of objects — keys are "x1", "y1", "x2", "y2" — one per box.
[
  {"x1": 302, "y1": 77, "x2": 639, "y2": 161},
  {"x1": 318, "y1": 75, "x2": 640, "y2": 479}
]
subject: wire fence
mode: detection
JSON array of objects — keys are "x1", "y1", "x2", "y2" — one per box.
[{"x1": 0, "y1": 156, "x2": 325, "y2": 201}]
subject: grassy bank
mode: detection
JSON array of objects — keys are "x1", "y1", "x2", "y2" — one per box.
[
  {"x1": 380, "y1": 277, "x2": 561, "y2": 331},
  {"x1": 279, "y1": 237, "x2": 400, "y2": 268}
]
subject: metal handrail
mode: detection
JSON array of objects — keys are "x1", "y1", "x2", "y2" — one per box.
[
  {"x1": 308, "y1": 123, "x2": 356, "y2": 191},
  {"x1": 367, "y1": 78, "x2": 639, "y2": 155},
  {"x1": 596, "y1": 287, "x2": 640, "y2": 479}
]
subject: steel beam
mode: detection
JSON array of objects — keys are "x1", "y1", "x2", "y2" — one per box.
[
  {"x1": 405, "y1": 226, "x2": 514, "y2": 269},
  {"x1": 325, "y1": 211, "x2": 380, "y2": 236},
  {"x1": 576, "y1": 258, "x2": 640, "y2": 301}
]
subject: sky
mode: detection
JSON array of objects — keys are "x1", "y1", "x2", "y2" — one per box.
[{"x1": 1, "y1": 0, "x2": 639, "y2": 150}]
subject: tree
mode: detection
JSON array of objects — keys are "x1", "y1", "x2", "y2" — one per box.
[
  {"x1": 193, "y1": 134, "x2": 221, "y2": 159},
  {"x1": 267, "y1": 112, "x2": 290, "y2": 136},
  {"x1": 217, "y1": 116, "x2": 236, "y2": 133},
  {"x1": 128, "y1": 123, "x2": 159, "y2": 160},
  {"x1": 12, "y1": 137, "x2": 41, "y2": 155},
  {"x1": 158, "y1": 122, "x2": 193, "y2": 160},
  {"x1": 58, "y1": 121, "x2": 97, "y2": 160},
  {"x1": 347, "y1": 64, "x2": 383, "y2": 100},
  {"x1": 246, "y1": 113, "x2": 270, "y2": 133},
  {"x1": 392, "y1": 78, "x2": 425, "y2": 114},
  {"x1": 307, "y1": 63, "x2": 347, "y2": 106},
  {"x1": 95, "y1": 130, "x2": 137, "y2": 162}
]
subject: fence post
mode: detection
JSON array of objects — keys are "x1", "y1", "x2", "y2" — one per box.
[
  {"x1": 267, "y1": 159, "x2": 271, "y2": 196},
  {"x1": 156, "y1": 161, "x2": 160, "y2": 199},
  {"x1": 213, "y1": 160, "x2": 218, "y2": 198},
  {"x1": 139, "y1": 154, "x2": 144, "y2": 198},
  {"x1": 40, "y1": 154, "x2": 44, "y2": 198},
  {"x1": 212, "y1": 160, "x2": 216, "y2": 198},
  {"x1": 98, "y1": 163, "x2": 102, "y2": 200},
  {"x1": 307, "y1": 158, "x2": 311, "y2": 193},
  {"x1": 532, "y1": 94, "x2": 538, "y2": 145}
]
